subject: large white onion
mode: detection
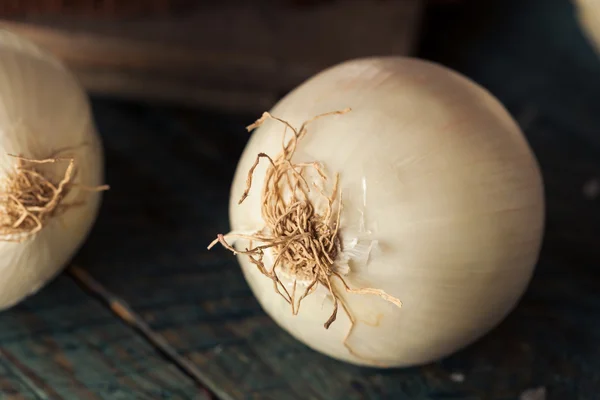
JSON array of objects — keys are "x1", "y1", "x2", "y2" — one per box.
[
  {"x1": 219, "y1": 57, "x2": 545, "y2": 367},
  {"x1": 0, "y1": 30, "x2": 105, "y2": 310}
]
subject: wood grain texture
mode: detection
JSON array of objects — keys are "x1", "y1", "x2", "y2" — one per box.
[
  {"x1": 0, "y1": 0, "x2": 424, "y2": 113},
  {"x1": 0, "y1": 276, "x2": 206, "y2": 399}
]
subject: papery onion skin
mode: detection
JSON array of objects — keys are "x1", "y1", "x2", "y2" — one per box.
[
  {"x1": 0, "y1": 30, "x2": 104, "y2": 310},
  {"x1": 228, "y1": 57, "x2": 545, "y2": 367}
]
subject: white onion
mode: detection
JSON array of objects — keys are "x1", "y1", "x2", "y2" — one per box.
[
  {"x1": 211, "y1": 57, "x2": 545, "y2": 368},
  {"x1": 0, "y1": 30, "x2": 106, "y2": 310},
  {"x1": 575, "y1": 0, "x2": 600, "y2": 54}
]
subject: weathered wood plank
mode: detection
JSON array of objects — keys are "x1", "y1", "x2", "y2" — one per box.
[
  {"x1": 0, "y1": 276, "x2": 207, "y2": 399},
  {"x1": 0, "y1": 0, "x2": 424, "y2": 113}
]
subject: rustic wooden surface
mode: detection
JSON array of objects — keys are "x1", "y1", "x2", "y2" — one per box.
[
  {"x1": 0, "y1": 275, "x2": 204, "y2": 399},
  {"x1": 1, "y1": 0, "x2": 600, "y2": 398},
  {"x1": 0, "y1": 0, "x2": 423, "y2": 114}
]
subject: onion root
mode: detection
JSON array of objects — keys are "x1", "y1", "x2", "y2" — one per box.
[
  {"x1": 209, "y1": 109, "x2": 402, "y2": 362},
  {"x1": 0, "y1": 153, "x2": 109, "y2": 242}
]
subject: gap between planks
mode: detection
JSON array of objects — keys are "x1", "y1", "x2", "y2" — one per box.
[{"x1": 68, "y1": 265, "x2": 218, "y2": 400}]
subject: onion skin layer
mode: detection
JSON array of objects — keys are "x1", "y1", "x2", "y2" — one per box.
[{"x1": 229, "y1": 57, "x2": 545, "y2": 368}]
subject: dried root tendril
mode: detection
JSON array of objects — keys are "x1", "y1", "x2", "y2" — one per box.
[
  {"x1": 0, "y1": 154, "x2": 109, "y2": 242},
  {"x1": 209, "y1": 109, "x2": 402, "y2": 361}
]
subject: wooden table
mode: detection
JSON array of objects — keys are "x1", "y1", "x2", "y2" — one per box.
[{"x1": 1, "y1": 0, "x2": 600, "y2": 398}]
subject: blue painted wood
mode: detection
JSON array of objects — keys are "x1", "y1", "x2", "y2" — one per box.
[
  {"x1": 0, "y1": 276, "x2": 203, "y2": 399},
  {"x1": 72, "y1": 1, "x2": 600, "y2": 397}
]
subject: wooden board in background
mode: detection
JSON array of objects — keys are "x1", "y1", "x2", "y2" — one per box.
[{"x1": 0, "y1": 0, "x2": 424, "y2": 113}]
